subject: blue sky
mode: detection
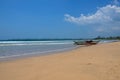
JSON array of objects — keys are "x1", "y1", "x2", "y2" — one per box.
[{"x1": 0, "y1": 0, "x2": 120, "y2": 39}]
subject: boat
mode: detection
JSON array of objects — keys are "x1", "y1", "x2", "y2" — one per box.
[{"x1": 74, "y1": 40, "x2": 99, "y2": 45}]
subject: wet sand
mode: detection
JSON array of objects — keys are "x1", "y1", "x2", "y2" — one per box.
[{"x1": 0, "y1": 42, "x2": 120, "y2": 80}]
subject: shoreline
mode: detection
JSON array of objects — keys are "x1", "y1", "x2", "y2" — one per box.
[
  {"x1": 0, "y1": 45, "x2": 81, "y2": 62},
  {"x1": 0, "y1": 40, "x2": 118, "y2": 62},
  {"x1": 0, "y1": 42, "x2": 120, "y2": 80}
]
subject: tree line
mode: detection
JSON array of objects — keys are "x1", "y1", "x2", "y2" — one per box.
[{"x1": 94, "y1": 36, "x2": 120, "y2": 40}]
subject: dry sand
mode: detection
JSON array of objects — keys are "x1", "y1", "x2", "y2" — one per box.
[{"x1": 0, "y1": 42, "x2": 120, "y2": 80}]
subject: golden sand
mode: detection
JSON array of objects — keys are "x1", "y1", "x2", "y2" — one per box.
[{"x1": 0, "y1": 42, "x2": 120, "y2": 80}]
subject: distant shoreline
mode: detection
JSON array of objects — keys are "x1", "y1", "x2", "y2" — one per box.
[{"x1": 0, "y1": 36, "x2": 120, "y2": 41}]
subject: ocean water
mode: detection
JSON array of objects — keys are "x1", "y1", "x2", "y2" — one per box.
[
  {"x1": 0, "y1": 40, "x2": 77, "y2": 59},
  {"x1": 0, "y1": 40, "x2": 118, "y2": 60}
]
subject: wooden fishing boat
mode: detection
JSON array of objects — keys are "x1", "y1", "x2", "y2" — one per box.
[{"x1": 74, "y1": 40, "x2": 99, "y2": 45}]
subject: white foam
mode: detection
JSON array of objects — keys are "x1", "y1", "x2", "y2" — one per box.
[{"x1": 0, "y1": 41, "x2": 73, "y2": 46}]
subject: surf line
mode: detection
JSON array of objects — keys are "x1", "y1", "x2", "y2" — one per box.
[{"x1": 0, "y1": 46, "x2": 79, "y2": 59}]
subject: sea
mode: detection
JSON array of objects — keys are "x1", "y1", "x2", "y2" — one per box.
[
  {"x1": 0, "y1": 40, "x2": 78, "y2": 60},
  {"x1": 0, "y1": 40, "x2": 118, "y2": 61}
]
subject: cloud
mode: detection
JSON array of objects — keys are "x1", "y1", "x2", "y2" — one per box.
[
  {"x1": 64, "y1": 4, "x2": 120, "y2": 33},
  {"x1": 65, "y1": 5, "x2": 120, "y2": 25}
]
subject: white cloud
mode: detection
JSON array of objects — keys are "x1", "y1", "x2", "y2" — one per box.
[{"x1": 64, "y1": 4, "x2": 120, "y2": 32}]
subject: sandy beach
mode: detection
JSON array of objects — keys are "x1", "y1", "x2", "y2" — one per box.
[{"x1": 0, "y1": 42, "x2": 120, "y2": 80}]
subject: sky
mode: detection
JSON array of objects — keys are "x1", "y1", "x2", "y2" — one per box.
[{"x1": 0, "y1": 0, "x2": 120, "y2": 39}]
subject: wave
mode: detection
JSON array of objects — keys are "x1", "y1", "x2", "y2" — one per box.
[{"x1": 0, "y1": 41, "x2": 74, "y2": 46}]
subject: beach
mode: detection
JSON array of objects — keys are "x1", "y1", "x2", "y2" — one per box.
[{"x1": 0, "y1": 42, "x2": 120, "y2": 80}]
